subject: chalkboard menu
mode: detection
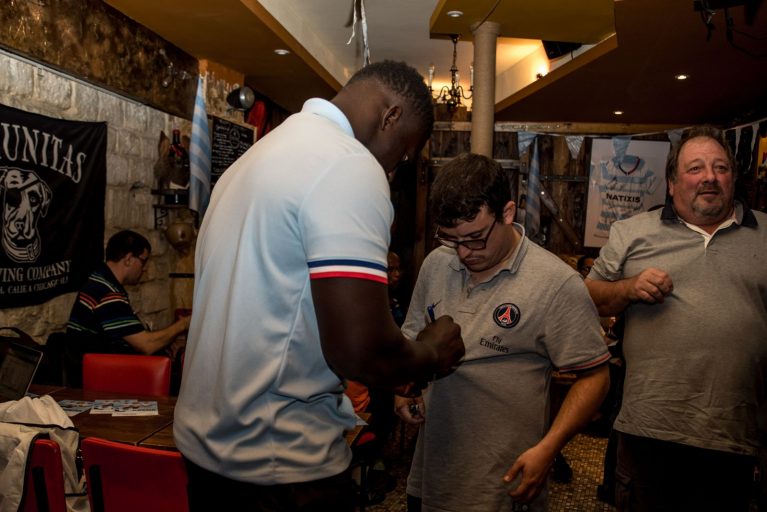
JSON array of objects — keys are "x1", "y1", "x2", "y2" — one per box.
[{"x1": 210, "y1": 116, "x2": 254, "y2": 185}]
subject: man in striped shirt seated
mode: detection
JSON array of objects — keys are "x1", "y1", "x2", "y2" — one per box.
[{"x1": 66, "y1": 229, "x2": 190, "y2": 363}]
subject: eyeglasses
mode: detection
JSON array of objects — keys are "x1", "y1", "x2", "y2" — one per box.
[
  {"x1": 434, "y1": 221, "x2": 496, "y2": 250},
  {"x1": 136, "y1": 254, "x2": 149, "y2": 267}
]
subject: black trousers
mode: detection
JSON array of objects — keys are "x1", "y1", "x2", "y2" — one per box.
[
  {"x1": 184, "y1": 458, "x2": 355, "y2": 512},
  {"x1": 615, "y1": 432, "x2": 755, "y2": 512}
]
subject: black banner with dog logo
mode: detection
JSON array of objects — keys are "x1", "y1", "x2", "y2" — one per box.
[{"x1": 0, "y1": 103, "x2": 106, "y2": 308}]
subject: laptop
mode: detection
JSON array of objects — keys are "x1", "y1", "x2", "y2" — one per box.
[{"x1": 0, "y1": 342, "x2": 43, "y2": 402}]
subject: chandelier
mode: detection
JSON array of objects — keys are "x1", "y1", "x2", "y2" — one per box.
[{"x1": 428, "y1": 34, "x2": 473, "y2": 112}]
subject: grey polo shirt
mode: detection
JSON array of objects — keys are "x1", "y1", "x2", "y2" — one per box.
[
  {"x1": 404, "y1": 226, "x2": 609, "y2": 511},
  {"x1": 589, "y1": 201, "x2": 767, "y2": 455}
]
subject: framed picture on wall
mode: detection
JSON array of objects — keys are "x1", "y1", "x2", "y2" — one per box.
[{"x1": 585, "y1": 138, "x2": 670, "y2": 247}]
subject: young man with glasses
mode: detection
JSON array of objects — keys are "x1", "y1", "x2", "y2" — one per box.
[
  {"x1": 66, "y1": 229, "x2": 191, "y2": 360},
  {"x1": 396, "y1": 152, "x2": 610, "y2": 512}
]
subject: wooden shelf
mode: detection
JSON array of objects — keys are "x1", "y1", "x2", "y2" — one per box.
[{"x1": 151, "y1": 189, "x2": 190, "y2": 229}]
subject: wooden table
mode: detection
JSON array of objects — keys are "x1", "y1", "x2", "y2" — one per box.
[
  {"x1": 138, "y1": 422, "x2": 176, "y2": 451},
  {"x1": 31, "y1": 386, "x2": 176, "y2": 447},
  {"x1": 141, "y1": 412, "x2": 372, "y2": 451},
  {"x1": 30, "y1": 385, "x2": 369, "y2": 451}
]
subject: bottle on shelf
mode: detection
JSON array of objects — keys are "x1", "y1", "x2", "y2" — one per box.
[
  {"x1": 164, "y1": 129, "x2": 190, "y2": 205},
  {"x1": 170, "y1": 130, "x2": 188, "y2": 168}
]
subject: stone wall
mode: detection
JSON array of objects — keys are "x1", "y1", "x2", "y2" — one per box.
[
  {"x1": 0, "y1": 0, "x2": 198, "y2": 119},
  {"x1": 0, "y1": 49, "x2": 193, "y2": 343}
]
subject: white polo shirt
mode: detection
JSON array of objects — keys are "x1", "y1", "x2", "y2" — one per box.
[{"x1": 174, "y1": 99, "x2": 393, "y2": 484}]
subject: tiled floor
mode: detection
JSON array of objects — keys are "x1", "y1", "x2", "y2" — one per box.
[
  {"x1": 366, "y1": 423, "x2": 616, "y2": 512},
  {"x1": 548, "y1": 434, "x2": 616, "y2": 512}
]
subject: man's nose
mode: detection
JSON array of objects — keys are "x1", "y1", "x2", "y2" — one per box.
[
  {"x1": 701, "y1": 164, "x2": 718, "y2": 182},
  {"x1": 456, "y1": 245, "x2": 474, "y2": 258}
]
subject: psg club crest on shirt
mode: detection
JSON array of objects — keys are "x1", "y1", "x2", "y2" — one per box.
[{"x1": 493, "y1": 303, "x2": 520, "y2": 328}]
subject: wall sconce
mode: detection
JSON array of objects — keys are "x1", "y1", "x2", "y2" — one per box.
[
  {"x1": 159, "y1": 49, "x2": 191, "y2": 88},
  {"x1": 226, "y1": 86, "x2": 255, "y2": 111},
  {"x1": 428, "y1": 34, "x2": 473, "y2": 113}
]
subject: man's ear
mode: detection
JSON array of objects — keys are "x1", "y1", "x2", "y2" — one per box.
[
  {"x1": 121, "y1": 254, "x2": 134, "y2": 268},
  {"x1": 380, "y1": 105, "x2": 403, "y2": 131},
  {"x1": 502, "y1": 201, "x2": 517, "y2": 225}
]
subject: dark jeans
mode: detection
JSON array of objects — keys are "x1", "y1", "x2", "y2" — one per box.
[
  {"x1": 600, "y1": 360, "x2": 626, "y2": 492},
  {"x1": 406, "y1": 494, "x2": 421, "y2": 512},
  {"x1": 615, "y1": 432, "x2": 755, "y2": 512},
  {"x1": 184, "y1": 458, "x2": 355, "y2": 512}
]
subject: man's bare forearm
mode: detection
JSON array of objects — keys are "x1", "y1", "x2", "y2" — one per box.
[
  {"x1": 537, "y1": 365, "x2": 610, "y2": 458},
  {"x1": 585, "y1": 278, "x2": 633, "y2": 316}
]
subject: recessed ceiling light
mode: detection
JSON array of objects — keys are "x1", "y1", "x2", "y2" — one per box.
[
  {"x1": 613, "y1": 110, "x2": 624, "y2": 116},
  {"x1": 447, "y1": 10, "x2": 463, "y2": 18},
  {"x1": 674, "y1": 74, "x2": 689, "y2": 80},
  {"x1": 274, "y1": 49, "x2": 290, "y2": 56}
]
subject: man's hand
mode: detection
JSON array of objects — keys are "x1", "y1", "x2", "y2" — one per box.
[
  {"x1": 178, "y1": 314, "x2": 192, "y2": 330},
  {"x1": 628, "y1": 268, "x2": 673, "y2": 304},
  {"x1": 165, "y1": 336, "x2": 186, "y2": 359},
  {"x1": 415, "y1": 316, "x2": 465, "y2": 379},
  {"x1": 125, "y1": 313, "x2": 193, "y2": 355},
  {"x1": 312, "y1": 278, "x2": 462, "y2": 388},
  {"x1": 394, "y1": 394, "x2": 425, "y2": 424},
  {"x1": 503, "y1": 444, "x2": 555, "y2": 503},
  {"x1": 587, "y1": 267, "x2": 674, "y2": 316}
]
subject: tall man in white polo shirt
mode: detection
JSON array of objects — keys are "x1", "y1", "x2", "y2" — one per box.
[
  {"x1": 586, "y1": 125, "x2": 767, "y2": 511},
  {"x1": 174, "y1": 61, "x2": 465, "y2": 511}
]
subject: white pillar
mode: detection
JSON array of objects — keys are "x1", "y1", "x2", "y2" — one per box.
[{"x1": 470, "y1": 21, "x2": 500, "y2": 157}]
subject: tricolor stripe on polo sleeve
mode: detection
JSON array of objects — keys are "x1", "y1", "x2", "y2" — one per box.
[
  {"x1": 308, "y1": 259, "x2": 388, "y2": 284},
  {"x1": 557, "y1": 351, "x2": 611, "y2": 373}
]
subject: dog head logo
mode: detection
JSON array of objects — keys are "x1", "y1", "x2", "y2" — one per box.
[{"x1": 1, "y1": 167, "x2": 52, "y2": 263}]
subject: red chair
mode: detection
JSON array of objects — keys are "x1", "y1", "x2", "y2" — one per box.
[
  {"x1": 81, "y1": 437, "x2": 189, "y2": 512},
  {"x1": 82, "y1": 354, "x2": 171, "y2": 396},
  {"x1": 20, "y1": 438, "x2": 67, "y2": 512}
]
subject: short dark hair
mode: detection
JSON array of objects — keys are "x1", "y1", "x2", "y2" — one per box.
[
  {"x1": 665, "y1": 125, "x2": 734, "y2": 183},
  {"x1": 346, "y1": 60, "x2": 435, "y2": 137},
  {"x1": 105, "y1": 230, "x2": 151, "y2": 262},
  {"x1": 577, "y1": 254, "x2": 594, "y2": 272},
  {"x1": 430, "y1": 153, "x2": 511, "y2": 227}
]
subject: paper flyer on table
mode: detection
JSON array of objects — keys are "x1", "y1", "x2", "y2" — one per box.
[
  {"x1": 112, "y1": 400, "x2": 158, "y2": 416},
  {"x1": 57, "y1": 399, "x2": 94, "y2": 416},
  {"x1": 90, "y1": 399, "x2": 134, "y2": 414},
  {"x1": 88, "y1": 399, "x2": 156, "y2": 416}
]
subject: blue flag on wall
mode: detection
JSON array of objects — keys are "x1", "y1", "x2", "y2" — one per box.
[
  {"x1": 517, "y1": 132, "x2": 541, "y2": 239},
  {"x1": 525, "y1": 142, "x2": 542, "y2": 239},
  {"x1": 189, "y1": 75, "x2": 211, "y2": 222}
]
